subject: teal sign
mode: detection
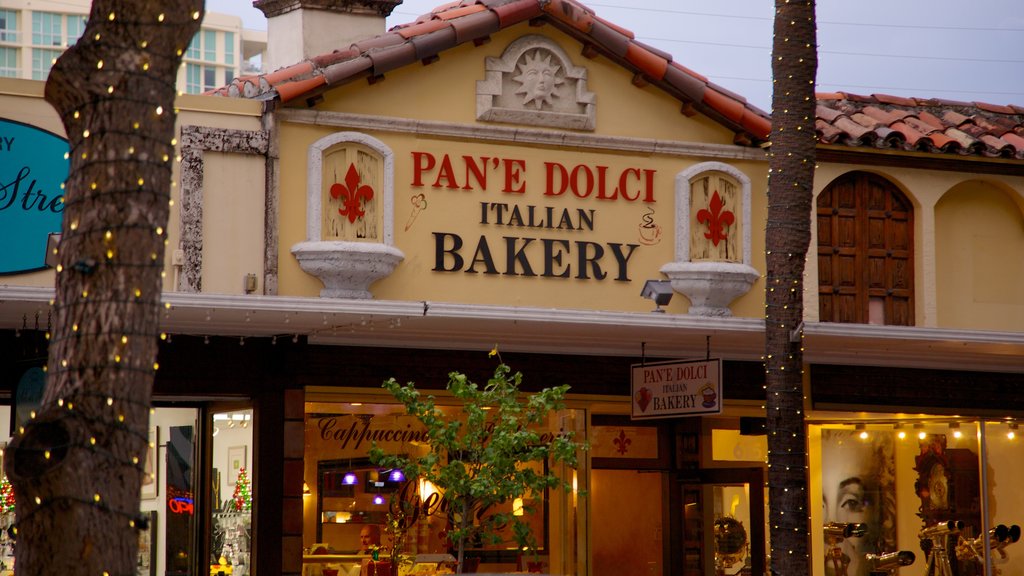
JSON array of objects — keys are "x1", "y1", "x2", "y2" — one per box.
[{"x1": 0, "y1": 118, "x2": 68, "y2": 274}]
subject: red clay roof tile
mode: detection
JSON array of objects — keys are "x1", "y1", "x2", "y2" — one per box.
[
  {"x1": 275, "y1": 76, "x2": 327, "y2": 102},
  {"x1": 815, "y1": 92, "x2": 1024, "y2": 159},
  {"x1": 543, "y1": 0, "x2": 595, "y2": 33},
  {"x1": 395, "y1": 18, "x2": 450, "y2": 39},
  {"x1": 490, "y1": 0, "x2": 543, "y2": 27},
  {"x1": 450, "y1": 9, "x2": 501, "y2": 43},
  {"x1": 437, "y1": 4, "x2": 486, "y2": 19},
  {"x1": 587, "y1": 19, "x2": 630, "y2": 58},
  {"x1": 703, "y1": 88, "x2": 745, "y2": 124},
  {"x1": 213, "y1": 0, "x2": 1024, "y2": 159},
  {"x1": 625, "y1": 43, "x2": 668, "y2": 81}
]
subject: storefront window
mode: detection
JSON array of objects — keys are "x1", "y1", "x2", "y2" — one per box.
[
  {"x1": 211, "y1": 409, "x2": 254, "y2": 576},
  {"x1": 303, "y1": 401, "x2": 584, "y2": 575},
  {"x1": 812, "y1": 420, "x2": 1024, "y2": 576}
]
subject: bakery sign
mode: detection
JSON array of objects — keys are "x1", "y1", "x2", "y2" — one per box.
[
  {"x1": 0, "y1": 118, "x2": 67, "y2": 275},
  {"x1": 630, "y1": 358, "x2": 722, "y2": 420}
]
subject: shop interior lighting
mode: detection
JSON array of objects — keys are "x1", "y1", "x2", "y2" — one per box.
[
  {"x1": 387, "y1": 469, "x2": 405, "y2": 483},
  {"x1": 342, "y1": 472, "x2": 359, "y2": 486},
  {"x1": 303, "y1": 482, "x2": 311, "y2": 496},
  {"x1": 894, "y1": 423, "x2": 906, "y2": 440},
  {"x1": 373, "y1": 494, "x2": 385, "y2": 505},
  {"x1": 949, "y1": 422, "x2": 962, "y2": 439},
  {"x1": 914, "y1": 423, "x2": 927, "y2": 440},
  {"x1": 1009, "y1": 422, "x2": 1018, "y2": 440},
  {"x1": 855, "y1": 423, "x2": 867, "y2": 440},
  {"x1": 640, "y1": 280, "x2": 673, "y2": 313}
]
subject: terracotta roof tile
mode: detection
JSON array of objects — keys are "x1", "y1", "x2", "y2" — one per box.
[
  {"x1": 703, "y1": 88, "x2": 745, "y2": 124},
  {"x1": 815, "y1": 92, "x2": 1024, "y2": 159},
  {"x1": 367, "y1": 40, "x2": 419, "y2": 74},
  {"x1": 591, "y1": 15, "x2": 634, "y2": 39},
  {"x1": 395, "y1": 18, "x2": 450, "y2": 39},
  {"x1": 215, "y1": 0, "x2": 1017, "y2": 158},
  {"x1": 437, "y1": 4, "x2": 486, "y2": 20},
  {"x1": 490, "y1": 0, "x2": 543, "y2": 27},
  {"x1": 663, "y1": 63, "x2": 706, "y2": 103},
  {"x1": 543, "y1": 0, "x2": 595, "y2": 33},
  {"x1": 410, "y1": 26, "x2": 458, "y2": 62},
  {"x1": 625, "y1": 42, "x2": 667, "y2": 81},
  {"x1": 450, "y1": 9, "x2": 501, "y2": 43},
  {"x1": 275, "y1": 76, "x2": 327, "y2": 102},
  {"x1": 587, "y1": 19, "x2": 630, "y2": 58}
]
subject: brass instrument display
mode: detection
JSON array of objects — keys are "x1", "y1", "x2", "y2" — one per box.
[
  {"x1": 824, "y1": 523, "x2": 868, "y2": 576},
  {"x1": 919, "y1": 520, "x2": 963, "y2": 576},
  {"x1": 955, "y1": 524, "x2": 1021, "y2": 570}
]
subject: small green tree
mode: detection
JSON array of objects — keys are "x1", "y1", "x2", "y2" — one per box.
[{"x1": 369, "y1": 359, "x2": 582, "y2": 574}]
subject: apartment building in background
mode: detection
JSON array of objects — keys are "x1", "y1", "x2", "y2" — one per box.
[{"x1": 0, "y1": 0, "x2": 266, "y2": 91}]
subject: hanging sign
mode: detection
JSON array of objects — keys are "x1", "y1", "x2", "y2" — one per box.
[
  {"x1": 0, "y1": 118, "x2": 68, "y2": 275},
  {"x1": 630, "y1": 358, "x2": 722, "y2": 419}
]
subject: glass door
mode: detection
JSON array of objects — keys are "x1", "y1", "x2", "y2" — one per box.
[{"x1": 681, "y1": 468, "x2": 766, "y2": 576}]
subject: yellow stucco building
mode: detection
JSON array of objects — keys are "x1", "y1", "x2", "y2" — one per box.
[{"x1": 2, "y1": 1, "x2": 1023, "y2": 575}]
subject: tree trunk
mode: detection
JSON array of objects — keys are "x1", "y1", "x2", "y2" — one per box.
[
  {"x1": 3, "y1": 2, "x2": 203, "y2": 575},
  {"x1": 766, "y1": 1, "x2": 817, "y2": 575}
]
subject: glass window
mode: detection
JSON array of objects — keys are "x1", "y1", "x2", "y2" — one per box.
[
  {"x1": 224, "y1": 69, "x2": 234, "y2": 86},
  {"x1": 811, "y1": 421, "x2": 1006, "y2": 576},
  {"x1": 66, "y1": 15, "x2": 86, "y2": 46},
  {"x1": 0, "y1": 10, "x2": 18, "y2": 43},
  {"x1": 186, "y1": 63, "x2": 201, "y2": 94},
  {"x1": 31, "y1": 48, "x2": 60, "y2": 80},
  {"x1": 303, "y1": 401, "x2": 584, "y2": 575},
  {"x1": 186, "y1": 34, "x2": 200, "y2": 60},
  {"x1": 0, "y1": 47, "x2": 17, "y2": 77},
  {"x1": 210, "y1": 409, "x2": 254, "y2": 575},
  {"x1": 224, "y1": 32, "x2": 234, "y2": 66},
  {"x1": 32, "y1": 12, "x2": 61, "y2": 47},
  {"x1": 203, "y1": 30, "x2": 216, "y2": 62},
  {"x1": 203, "y1": 66, "x2": 216, "y2": 92}
]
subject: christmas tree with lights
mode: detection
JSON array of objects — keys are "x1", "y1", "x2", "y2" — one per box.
[
  {"x1": 0, "y1": 475, "x2": 13, "y2": 514},
  {"x1": 232, "y1": 467, "x2": 252, "y2": 512}
]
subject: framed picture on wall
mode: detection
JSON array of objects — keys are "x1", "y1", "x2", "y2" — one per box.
[
  {"x1": 136, "y1": 510, "x2": 157, "y2": 576},
  {"x1": 141, "y1": 426, "x2": 159, "y2": 500},
  {"x1": 227, "y1": 445, "x2": 247, "y2": 486}
]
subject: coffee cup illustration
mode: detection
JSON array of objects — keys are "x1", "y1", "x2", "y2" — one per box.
[
  {"x1": 701, "y1": 385, "x2": 717, "y2": 408},
  {"x1": 638, "y1": 207, "x2": 662, "y2": 245}
]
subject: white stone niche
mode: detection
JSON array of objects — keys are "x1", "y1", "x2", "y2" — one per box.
[
  {"x1": 291, "y1": 132, "x2": 404, "y2": 299},
  {"x1": 660, "y1": 162, "x2": 759, "y2": 316}
]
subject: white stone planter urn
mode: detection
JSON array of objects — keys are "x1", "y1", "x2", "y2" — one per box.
[
  {"x1": 660, "y1": 261, "x2": 759, "y2": 317},
  {"x1": 292, "y1": 241, "x2": 403, "y2": 299}
]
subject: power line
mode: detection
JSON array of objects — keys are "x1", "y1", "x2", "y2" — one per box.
[
  {"x1": 641, "y1": 36, "x2": 1024, "y2": 65},
  {"x1": 583, "y1": 2, "x2": 1024, "y2": 33}
]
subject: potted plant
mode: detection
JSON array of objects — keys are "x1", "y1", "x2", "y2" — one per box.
[{"x1": 369, "y1": 353, "x2": 583, "y2": 574}]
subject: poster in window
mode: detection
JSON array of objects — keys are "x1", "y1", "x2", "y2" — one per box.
[
  {"x1": 228, "y1": 446, "x2": 247, "y2": 486},
  {"x1": 136, "y1": 510, "x2": 157, "y2": 576},
  {"x1": 141, "y1": 426, "x2": 159, "y2": 500}
]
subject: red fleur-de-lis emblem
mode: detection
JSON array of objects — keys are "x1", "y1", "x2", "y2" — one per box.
[
  {"x1": 696, "y1": 190, "x2": 734, "y2": 247},
  {"x1": 330, "y1": 163, "x2": 374, "y2": 224},
  {"x1": 613, "y1": 429, "x2": 632, "y2": 455}
]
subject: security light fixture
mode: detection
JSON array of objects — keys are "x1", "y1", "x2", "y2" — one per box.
[{"x1": 641, "y1": 279, "x2": 673, "y2": 313}]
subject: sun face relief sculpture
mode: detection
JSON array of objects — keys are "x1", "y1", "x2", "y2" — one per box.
[{"x1": 512, "y1": 50, "x2": 564, "y2": 109}]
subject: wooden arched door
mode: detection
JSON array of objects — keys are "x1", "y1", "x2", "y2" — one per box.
[{"x1": 817, "y1": 171, "x2": 914, "y2": 325}]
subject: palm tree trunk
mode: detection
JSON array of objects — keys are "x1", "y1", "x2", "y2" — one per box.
[
  {"x1": 766, "y1": 1, "x2": 818, "y2": 575},
  {"x1": 3, "y1": 2, "x2": 203, "y2": 575}
]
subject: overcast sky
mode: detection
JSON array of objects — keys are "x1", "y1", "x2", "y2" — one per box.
[{"x1": 207, "y1": 0, "x2": 1024, "y2": 112}]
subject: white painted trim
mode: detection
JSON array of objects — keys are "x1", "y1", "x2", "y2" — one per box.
[
  {"x1": 279, "y1": 109, "x2": 767, "y2": 162},
  {"x1": 306, "y1": 131, "x2": 396, "y2": 245}
]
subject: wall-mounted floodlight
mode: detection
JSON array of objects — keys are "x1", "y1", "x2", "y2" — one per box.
[
  {"x1": 641, "y1": 280, "x2": 673, "y2": 313},
  {"x1": 45, "y1": 233, "x2": 61, "y2": 268}
]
